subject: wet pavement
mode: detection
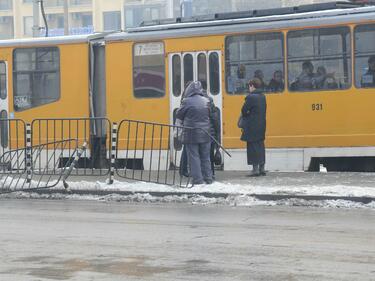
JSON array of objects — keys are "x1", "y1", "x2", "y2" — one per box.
[{"x1": 0, "y1": 199, "x2": 374, "y2": 280}]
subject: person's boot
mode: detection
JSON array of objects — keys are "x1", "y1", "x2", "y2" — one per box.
[
  {"x1": 247, "y1": 164, "x2": 260, "y2": 177},
  {"x1": 259, "y1": 164, "x2": 266, "y2": 176}
]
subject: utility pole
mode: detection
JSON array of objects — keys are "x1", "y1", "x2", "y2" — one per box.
[
  {"x1": 32, "y1": 0, "x2": 40, "y2": 37},
  {"x1": 63, "y1": 0, "x2": 69, "y2": 35}
]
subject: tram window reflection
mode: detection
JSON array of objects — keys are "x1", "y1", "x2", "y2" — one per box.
[
  {"x1": 355, "y1": 24, "x2": 375, "y2": 88},
  {"x1": 288, "y1": 26, "x2": 351, "y2": 92},
  {"x1": 13, "y1": 47, "x2": 60, "y2": 111},
  {"x1": 133, "y1": 42, "x2": 165, "y2": 98},
  {"x1": 198, "y1": 53, "x2": 207, "y2": 90},
  {"x1": 183, "y1": 54, "x2": 193, "y2": 88},
  {"x1": 172, "y1": 55, "x2": 181, "y2": 97},
  {"x1": 225, "y1": 32, "x2": 284, "y2": 94},
  {"x1": 209, "y1": 52, "x2": 220, "y2": 95},
  {"x1": 0, "y1": 62, "x2": 6, "y2": 100}
]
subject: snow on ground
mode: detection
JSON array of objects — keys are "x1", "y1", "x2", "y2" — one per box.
[
  {"x1": 2, "y1": 191, "x2": 375, "y2": 209},
  {"x1": 59, "y1": 179, "x2": 375, "y2": 198},
  {"x1": 1, "y1": 172, "x2": 375, "y2": 209}
]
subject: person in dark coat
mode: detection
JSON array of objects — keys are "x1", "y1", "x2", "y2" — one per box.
[
  {"x1": 176, "y1": 85, "x2": 190, "y2": 178},
  {"x1": 176, "y1": 81, "x2": 213, "y2": 185},
  {"x1": 203, "y1": 90, "x2": 221, "y2": 179},
  {"x1": 240, "y1": 78, "x2": 267, "y2": 176}
]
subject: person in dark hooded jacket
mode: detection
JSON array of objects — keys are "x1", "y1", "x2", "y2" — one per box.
[
  {"x1": 203, "y1": 90, "x2": 221, "y2": 178},
  {"x1": 241, "y1": 78, "x2": 267, "y2": 176},
  {"x1": 176, "y1": 81, "x2": 213, "y2": 185}
]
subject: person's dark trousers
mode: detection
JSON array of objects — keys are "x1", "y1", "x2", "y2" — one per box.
[
  {"x1": 179, "y1": 146, "x2": 189, "y2": 177},
  {"x1": 185, "y1": 142, "x2": 213, "y2": 184},
  {"x1": 259, "y1": 163, "x2": 266, "y2": 175},
  {"x1": 210, "y1": 142, "x2": 216, "y2": 178}
]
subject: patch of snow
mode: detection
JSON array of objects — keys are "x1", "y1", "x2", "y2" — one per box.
[
  {"x1": 2, "y1": 191, "x2": 374, "y2": 210},
  {"x1": 55, "y1": 179, "x2": 375, "y2": 198}
]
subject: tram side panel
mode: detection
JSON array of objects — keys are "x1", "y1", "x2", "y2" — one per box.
[
  {"x1": 5, "y1": 43, "x2": 91, "y2": 150},
  {"x1": 10, "y1": 43, "x2": 90, "y2": 121},
  {"x1": 221, "y1": 25, "x2": 375, "y2": 171},
  {"x1": 106, "y1": 40, "x2": 170, "y2": 152}
]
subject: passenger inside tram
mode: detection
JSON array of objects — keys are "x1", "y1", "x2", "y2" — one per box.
[
  {"x1": 232, "y1": 64, "x2": 249, "y2": 92},
  {"x1": 361, "y1": 55, "x2": 375, "y2": 88},
  {"x1": 268, "y1": 70, "x2": 284, "y2": 92},
  {"x1": 314, "y1": 66, "x2": 338, "y2": 90},
  {"x1": 291, "y1": 60, "x2": 315, "y2": 91},
  {"x1": 253, "y1": 69, "x2": 266, "y2": 89}
]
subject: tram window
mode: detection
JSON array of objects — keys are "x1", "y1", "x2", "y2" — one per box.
[
  {"x1": 225, "y1": 32, "x2": 284, "y2": 94},
  {"x1": 13, "y1": 47, "x2": 60, "y2": 111},
  {"x1": 0, "y1": 110, "x2": 8, "y2": 148},
  {"x1": 354, "y1": 24, "x2": 375, "y2": 88},
  {"x1": 209, "y1": 52, "x2": 220, "y2": 95},
  {"x1": 183, "y1": 54, "x2": 193, "y2": 88},
  {"x1": 172, "y1": 55, "x2": 181, "y2": 97},
  {"x1": 198, "y1": 53, "x2": 207, "y2": 90},
  {"x1": 133, "y1": 42, "x2": 165, "y2": 98},
  {"x1": 0, "y1": 62, "x2": 6, "y2": 100},
  {"x1": 288, "y1": 26, "x2": 351, "y2": 92}
]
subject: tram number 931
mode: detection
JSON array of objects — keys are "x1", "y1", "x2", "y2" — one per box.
[{"x1": 311, "y1": 103, "x2": 323, "y2": 111}]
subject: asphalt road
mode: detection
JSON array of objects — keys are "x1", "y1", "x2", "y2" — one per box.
[{"x1": 0, "y1": 199, "x2": 374, "y2": 281}]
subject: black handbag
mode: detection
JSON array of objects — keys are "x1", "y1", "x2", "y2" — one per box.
[
  {"x1": 213, "y1": 148, "x2": 222, "y2": 165},
  {"x1": 237, "y1": 114, "x2": 245, "y2": 129}
]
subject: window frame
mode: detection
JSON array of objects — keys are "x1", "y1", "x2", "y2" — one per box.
[
  {"x1": 209, "y1": 52, "x2": 220, "y2": 95},
  {"x1": 0, "y1": 61, "x2": 7, "y2": 100},
  {"x1": 224, "y1": 31, "x2": 285, "y2": 95},
  {"x1": 12, "y1": 46, "x2": 61, "y2": 112},
  {"x1": 197, "y1": 53, "x2": 207, "y2": 91},
  {"x1": 132, "y1": 41, "x2": 166, "y2": 99},
  {"x1": 353, "y1": 23, "x2": 375, "y2": 90},
  {"x1": 0, "y1": 110, "x2": 8, "y2": 148},
  {"x1": 183, "y1": 53, "x2": 194, "y2": 88},
  {"x1": 172, "y1": 54, "x2": 181, "y2": 97},
  {"x1": 287, "y1": 25, "x2": 352, "y2": 93}
]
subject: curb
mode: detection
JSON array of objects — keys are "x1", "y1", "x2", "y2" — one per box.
[{"x1": 20, "y1": 188, "x2": 375, "y2": 204}]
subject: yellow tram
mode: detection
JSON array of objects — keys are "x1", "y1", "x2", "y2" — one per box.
[{"x1": 1, "y1": 2, "x2": 375, "y2": 171}]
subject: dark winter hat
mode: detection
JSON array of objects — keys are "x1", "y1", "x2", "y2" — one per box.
[
  {"x1": 184, "y1": 81, "x2": 203, "y2": 97},
  {"x1": 369, "y1": 55, "x2": 375, "y2": 64}
]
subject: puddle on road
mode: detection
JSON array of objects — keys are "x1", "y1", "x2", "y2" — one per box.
[{"x1": 24, "y1": 256, "x2": 173, "y2": 280}]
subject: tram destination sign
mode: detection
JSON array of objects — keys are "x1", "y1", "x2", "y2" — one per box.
[{"x1": 134, "y1": 42, "x2": 164, "y2": 56}]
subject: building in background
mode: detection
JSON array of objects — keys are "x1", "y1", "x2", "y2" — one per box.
[{"x1": 0, "y1": 0, "x2": 362, "y2": 39}]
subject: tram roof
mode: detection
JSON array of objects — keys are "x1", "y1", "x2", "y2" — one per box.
[
  {"x1": 0, "y1": 33, "x2": 109, "y2": 48},
  {"x1": 106, "y1": 2, "x2": 375, "y2": 42},
  {"x1": 1, "y1": 2, "x2": 375, "y2": 47},
  {"x1": 137, "y1": 1, "x2": 363, "y2": 29}
]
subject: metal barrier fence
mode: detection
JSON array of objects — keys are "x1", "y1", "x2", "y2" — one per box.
[
  {"x1": 116, "y1": 119, "x2": 230, "y2": 187},
  {"x1": 0, "y1": 119, "x2": 26, "y2": 171},
  {"x1": 31, "y1": 118, "x2": 111, "y2": 176},
  {"x1": 0, "y1": 138, "x2": 86, "y2": 194},
  {"x1": 0, "y1": 117, "x2": 230, "y2": 191},
  {"x1": 116, "y1": 119, "x2": 189, "y2": 187}
]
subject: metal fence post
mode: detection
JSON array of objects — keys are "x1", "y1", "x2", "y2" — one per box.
[
  {"x1": 109, "y1": 122, "x2": 118, "y2": 184},
  {"x1": 26, "y1": 123, "x2": 32, "y2": 183}
]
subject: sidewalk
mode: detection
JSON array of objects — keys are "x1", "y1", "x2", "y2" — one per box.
[{"x1": 33, "y1": 171, "x2": 375, "y2": 203}]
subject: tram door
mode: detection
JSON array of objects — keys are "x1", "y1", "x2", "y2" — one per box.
[
  {"x1": 168, "y1": 51, "x2": 223, "y2": 166},
  {"x1": 0, "y1": 61, "x2": 9, "y2": 156}
]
